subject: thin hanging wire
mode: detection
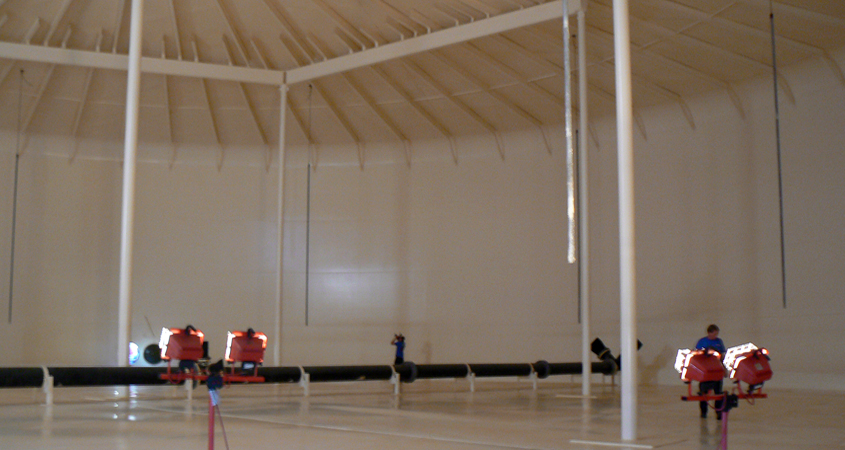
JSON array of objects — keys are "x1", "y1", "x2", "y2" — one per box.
[
  {"x1": 305, "y1": 84, "x2": 313, "y2": 326},
  {"x1": 575, "y1": 129, "x2": 582, "y2": 324},
  {"x1": 769, "y1": 0, "x2": 787, "y2": 308},
  {"x1": 8, "y1": 69, "x2": 24, "y2": 323}
]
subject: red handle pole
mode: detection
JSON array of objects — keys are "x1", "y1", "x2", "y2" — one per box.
[{"x1": 208, "y1": 395, "x2": 215, "y2": 450}]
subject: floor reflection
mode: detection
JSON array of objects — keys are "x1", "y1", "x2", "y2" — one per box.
[{"x1": 0, "y1": 382, "x2": 840, "y2": 449}]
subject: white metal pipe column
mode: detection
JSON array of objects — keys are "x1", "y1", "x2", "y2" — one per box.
[
  {"x1": 577, "y1": 5, "x2": 591, "y2": 398},
  {"x1": 117, "y1": 0, "x2": 145, "y2": 367},
  {"x1": 274, "y1": 85, "x2": 289, "y2": 366},
  {"x1": 612, "y1": 0, "x2": 638, "y2": 441}
]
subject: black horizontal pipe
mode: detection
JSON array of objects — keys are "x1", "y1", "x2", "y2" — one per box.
[
  {"x1": 469, "y1": 363, "x2": 533, "y2": 378},
  {"x1": 414, "y1": 364, "x2": 469, "y2": 379},
  {"x1": 0, "y1": 367, "x2": 172, "y2": 388},
  {"x1": 548, "y1": 361, "x2": 617, "y2": 376},
  {"x1": 0, "y1": 360, "x2": 614, "y2": 388}
]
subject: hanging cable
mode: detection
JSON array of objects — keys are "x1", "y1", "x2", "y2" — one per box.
[
  {"x1": 769, "y1": 0, "x2": 787, "y2": 308},
  {"x1": 575, "y1": 129, "x2": 582, "y2": 323},
  {"x1": 305, "y1": 84, "x2": 313, "y2": 326},
  {"x1": 8, "y1": 69, "x2": 24, "y2": 323}
]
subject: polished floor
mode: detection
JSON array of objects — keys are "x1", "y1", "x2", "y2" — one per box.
[{"x1": 0, "y1": 379, "x2": 841, "y2": 449}]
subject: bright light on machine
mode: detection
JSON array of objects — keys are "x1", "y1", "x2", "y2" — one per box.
[
  {"x1": 128, "y1": 342, "x2": 140, "y2": 365},
  {"x1": 674, "y1": 348, "x2": 724, "y2": 383},
  {"x1": 159, "y1": 328, "x2": 173, "y2": 359},
  {"x1": 723, "y1": 343, "x2": 772, "y2": 389},
  {"x1": 224, "y1": 329, "x2": 267, "y2": 364},
  {"x1": 159, "y1": 326, "x2": 204, "y2": 361}
]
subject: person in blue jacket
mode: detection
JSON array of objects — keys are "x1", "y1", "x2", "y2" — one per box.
[
  {"x1": 391, "y1": 334, "x2": 405, "y2": 365},
  {"x1": 696, "y1": 324, "x2": 727, "y2": 419}
]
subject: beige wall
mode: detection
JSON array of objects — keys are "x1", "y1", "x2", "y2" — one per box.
[{"x1": 0, "y1": 52, "x2": 842, "y2": 390}]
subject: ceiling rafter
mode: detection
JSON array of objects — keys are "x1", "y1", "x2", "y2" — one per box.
[
  {"x1": 385, "y1": 17, "x2": 414, "y2": 40},
  {"x1": 308, "y1": 0, "x2": 374, "y2": 48},
  {"x1": 581, "y1": 24, "x2": 746, "y2": 118},
  {"x1": 657, "y1": 0, "x2": 845, "y2": 87},
  {"x1": 24, "y1": 18, "x2": 42, "y2": 45},
  {"x1": 310, "y1": 34, "x2": 413, "y2": 167},
  {"x1": 21, "y1": 29, "x2": 71, "y2": 154},
  {"x1": 387, "y1": 2, "x2": 566, "y2": 116},
  {"x1": 111, "y1": 0, "x2": 127, "y2": 53},
  {"x1": 461, "y1": 0, "x2": 496, "y2": 17},
  {"x1": 259, "y1": 0, "x2": 319, "y2": 64},
  {"x1": 537, "y1": 23, "x2": 746, "y2": 119},
  {"x1": 437, "y1": 4, "x2": 472, "y2": 24},
  {"x1": 334, "y1": 28, "x2": 362, "y2": 53},
  {"x1": 463, "y1": 41, "x2": 565, "y2": 106},
  {"x1": 69, "y1": 30, "x2": 103, "y2": 163},
  {"x1": 370, "y1": 64, "x2": 457, "y2": 163},
  {"x1": 202, "y1": 76, "x2": 225, "y2": 170},
  {"x1": 766, "y1": 0, "x2": 845, "y2": 28},
  {"x1": 213, "y1": 0, "x2": 249, "y2": 66},
  {"x1": 167, "y1": 0, "x2": 182, "y2": 60},
  {"x1": 482, "y1": 34, "x2": 600, "y2": 145},
  {"x1": 162, "y1": 74, "x2": 178, "y2": 168},
  {"x1": 164, "y1": 0, "x2": 181, "y2": 166},
  {"x1": 409, "y1": 8, "x2": 442, "y2": 31},
  {"x1": 591, "y1": 1, "x2": 797, "y2": 104},
  {"x1": 522, "y1": 27, "x2": 697, "y2": 130},
  {"x1": 0, "y1": 60, "x2": 16, "y2": 87},
  {"x1": 250, "y1": 37, "x2": 319, "y2": 152},
  {"x1": 221, "y1": 35, "x2": 272, "y2": 169},
  {"x1": 589, "y1": 80, "x2": 648, "y2": 140},
  {"x1": 432, "y1": 49, "x2": 551, "y2": 154},
  {"x1": 269, "y1": 35, "x2": 318, "y2": 154},
  {"x1": 194, "y1": 38, "x2": 225, "y2": 169},
  {"x1": 286, "y1": 1, "x2": 578, "y2": 84},
  {"x1": 374, "y1": 0, "x2": 428, "y2": 34},
  {"x1": 20, "y1": 64, "x2": 57, "y2": 155},
  {"x1": 461, "y1": 40, "x2": 602, "y2": 148},
  {"x1": 448, "y1": 1, "x2": 486, "y2": 20},
  {"x1": 43, "y1": 0, "x2": 74, "y2": 46},
  {"x1": 404, "y1": 58, "x2": 504, "y2": 159},
  {"x1": 281, "y1": 33, "x2": 364, "y2": 169}
]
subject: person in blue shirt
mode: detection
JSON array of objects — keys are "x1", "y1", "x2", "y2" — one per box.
[
  {"x1": 391, "y1": 334, "x2": 406, "y2": 365},
  {"x1": 696, "y1": 324, "x2": 726, "y2": 419}
]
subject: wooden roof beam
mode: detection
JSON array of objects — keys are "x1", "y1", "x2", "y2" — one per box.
[{"x1": 404, "y1": 58, "x2": 504, "y2": 160}]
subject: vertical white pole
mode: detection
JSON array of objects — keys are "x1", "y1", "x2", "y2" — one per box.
[
  {"x1": 117, "y1": 0, "x2": 145, "y2": 367},
  {"x1": 274, "y1": 85, "x2": 288, "y2": 366},
  {"x1": 562, "y1": 0, "x2": 576, "y2": 265},
  {"x1": 612, "y1": 0, "x2": 638, "y2": 441},
  {"x1": 577, "y1": 5, "x2": 591, "y2": 399}
]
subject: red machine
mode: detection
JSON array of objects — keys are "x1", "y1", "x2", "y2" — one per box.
[
  {"x1": 159, "y1": 326, "x2": 205, "y2": 382},
  {"x1": 723, "y1": 343, "x2": 772, "y2": 393},
  {"x1": 224, "y1": 329, "x2": 267, "y2": 377},
  {"x1": 160, "y1": 327, "x2": 204, "y2": 362},
  {"x1": 675, "y1": 349, "x2": 724, "y2": 384},
  {"x1": 158, "y1": 326, "x2": 266, "y2": 384},
  {"x1": 676, "y1": 343, "x2": 772, "y2": 450}
]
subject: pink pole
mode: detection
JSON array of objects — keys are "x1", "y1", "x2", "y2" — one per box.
[{"x1": 209, "y1": 396, "x2": 215, "y2": 450}]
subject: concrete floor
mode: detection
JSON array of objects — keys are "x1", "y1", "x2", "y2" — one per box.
[{"x1": 0, "y1": 379, "x2": 841, "y2": 449}]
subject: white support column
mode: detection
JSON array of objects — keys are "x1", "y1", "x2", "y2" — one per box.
[
  {"x1": 41, "y1": 367, "x2": 53, "y2": 406},
  {"x1": 117, "y1": 0, "x2": 145, "y2": 367},
  {"x1": 274, "y1": 85, "x2": 288, "y2": 366},
  {"x1": 613, "y1": 0, "x2": 638, "y2": 442},
  {"x1": 298, "y1": 366, "x2": 310, "y2": 397},
  {"x1": 578, "y1": 5, "x2": 591, "y2": 399},
  {"x1": 563, "y1": 0, "x2": 576, "y2": 265}
]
